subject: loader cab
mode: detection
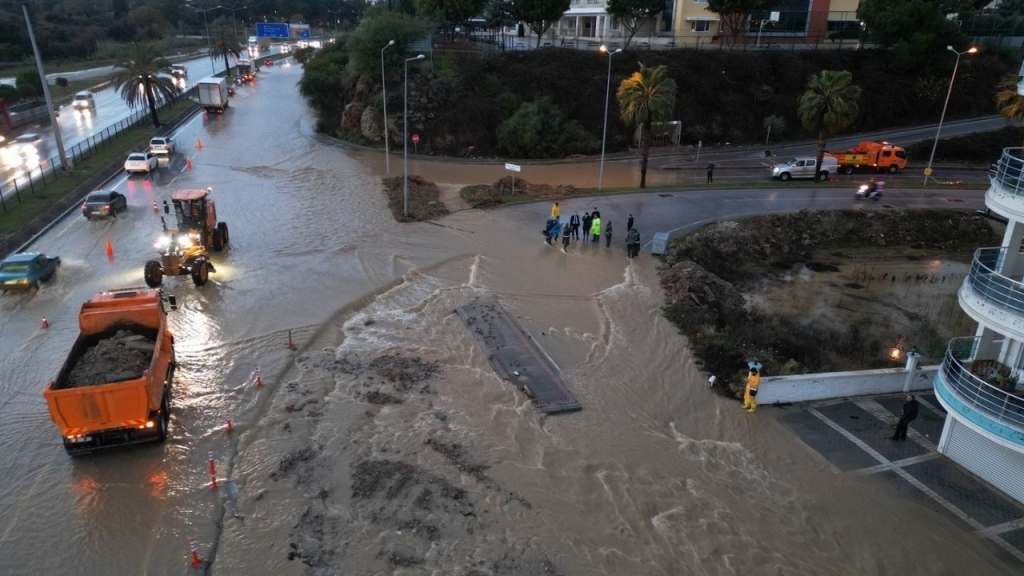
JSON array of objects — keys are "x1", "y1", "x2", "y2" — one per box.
[{"x1": 167, "y1": 189, "x2": 217, "y2": 238}]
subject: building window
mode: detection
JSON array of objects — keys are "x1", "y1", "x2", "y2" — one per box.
[
  {"x1": 661, "y1": 0, "x2": 674, "y2": 32},
  {"x1": 691, "y1": 21, "x2": 711, "y2": 32},
  {"x1": 611, "y1": 18, "x2": 619, "y2": 31}
]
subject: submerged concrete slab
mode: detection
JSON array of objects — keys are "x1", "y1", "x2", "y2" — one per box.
[
  {"x1": 870, "y1": 470, "x2": 970, "y2": 529},
  {"x1": 456, "y1": 300, "x2": 581, "y2": 414},
  {"x1": 876, "y1": 395, "x2": 945, "y2": 444},
  {"x1": 779, "y1": 409, "x2": 877, "y2": 471},
  {"x1": 904, "y1": 458, "x2": 1023, "y2": 527},
  {"x1": 1001, "y1": 528, "x2": 1024, "y2": 555}
]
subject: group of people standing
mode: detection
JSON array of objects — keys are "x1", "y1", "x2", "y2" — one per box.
[{"x1": 545, "y1": 202, "x2": 642, "y2": 257}]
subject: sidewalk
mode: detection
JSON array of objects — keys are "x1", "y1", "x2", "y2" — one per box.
[{"x1": 778, "y1": 392, "x2": 1024, "y2": 564}]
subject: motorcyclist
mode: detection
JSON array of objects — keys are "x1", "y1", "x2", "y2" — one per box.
[{"x1": 867, "y1": 177, "x2": 877, "y2": 195}]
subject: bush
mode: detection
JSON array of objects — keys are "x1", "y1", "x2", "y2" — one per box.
[
  {"x1": 344, "y1": 11, "x2": 427, "y2": 76},
  {"x1": 15, "y1": 70, "x2": 41, "y2": 99},
  {"x1": 905, "y1": 126, "x2": 1024, "y2": 163},
  {"x1": 496, "y1": 98, "x2": 595, "y2": 158}
]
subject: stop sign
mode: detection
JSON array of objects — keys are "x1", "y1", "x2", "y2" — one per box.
[{"x1": 411, "y1": 134, "x2": 420, "y2": 145}]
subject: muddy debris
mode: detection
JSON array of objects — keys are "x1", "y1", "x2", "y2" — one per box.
[
  {"x1": 426, "y1": 439, "x2": 489, "y2": 476},
  {"x1": 65, "y1": 329, "x2": 155, "y2": 388},
  {"x1": 368, "y1": 353, "x2": 440, "y2": 391},
  {"x1": 460, "y1": 176, "x2": 579, "y2": 208},
  {"x1": 363, "y1": 390, "x2": 402, "y2": 405}
]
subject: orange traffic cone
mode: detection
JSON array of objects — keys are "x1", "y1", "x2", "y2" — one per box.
[
  {"x1": 255, "y1": 367, "x2": 263, "y2": 389},
  {"x1": 41, "y1": 318, "x2": 49, "y2": 329},
  {"x1": 226, "y1": 418, "x2": 234, "y2": 434},
  {"x1": 196, "y1": 138, "x2": 203, "y2": 151},
  {"x1": 189, "y1": 537, "x2": 202, "y2": 568},
  {"x1": 287, "y1": 330, "x2": 295, "y2": 350},
  {"x1": 208, "y1": 450, "x2": 216, "y2": 476},
  {"x1": 152, "y1": 200, "x2": 159, "y2": 213},
  {"x1": 210, "y1": 472, "x2": 217, "y2": 492},
  {"x1": 185, "y1": 156, "x2": 193, "y2": 171},
  {"x1": 105, "y1": 238, "x2": 113, "y2": 260}
]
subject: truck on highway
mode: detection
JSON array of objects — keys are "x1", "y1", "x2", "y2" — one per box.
[
  {"x1": 825, "y1": 141, "x2": 908, "y2": 175},
  {"x1": 44, "y1": 287, "x2": 177, "y2": 456},
  {"x1": 196, "y1": 77, "x2": 229, "y2": 114},
  {"x1": 0, "y1": 99, "x2": 50, "y2": 141}
]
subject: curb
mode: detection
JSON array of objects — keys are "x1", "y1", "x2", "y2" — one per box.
[{"x1": 5, "y1": 103, "x2": 201, "y2": 258}]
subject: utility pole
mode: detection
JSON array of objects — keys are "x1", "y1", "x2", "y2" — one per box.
[{"x1": 23, "y1": 4, "x2": 70, "y2": 171}]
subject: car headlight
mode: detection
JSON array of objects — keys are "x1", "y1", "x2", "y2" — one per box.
[
  {"x1": 178, "y1": 236, "x2": 192, "y2": 249},
  {"x1": 155, "y1": 236, "x2": 171, "y2": 249}
]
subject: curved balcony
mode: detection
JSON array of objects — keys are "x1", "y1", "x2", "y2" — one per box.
[
  {"x1": 935, "y1": 337, "x2": 1024, "y2": 448},
  {"x1": 986, "y1": 148, "x2": 1024, "y2": 221},
  {"x1": 959, "y1": 247, "x2": 1024, "y2": 339}
]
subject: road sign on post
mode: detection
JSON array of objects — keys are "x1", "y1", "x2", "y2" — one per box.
[
  {"x1": 255, "y1": 22, "x2": 289, "y2": 38},
  {"x1": 411, "y1": 133, "x2": 419, "y2": 154},
  {"x1": 505, "y1": 163, "x2": 521, "y2": 195}
]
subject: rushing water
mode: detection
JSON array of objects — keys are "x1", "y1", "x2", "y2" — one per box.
[{"x1": 0, "y1": 61, "x2": 1017, "y2": 576}]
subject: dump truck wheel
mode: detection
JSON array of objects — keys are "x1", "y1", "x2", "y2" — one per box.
[
  {"x1": 843, "y1": 166, "x2": 854, "y2": 175},
  {"x1": 156, "y1": 394, "x2": 169, "y2": 442},
  {"x1": 212, "y1": 229, "x2": 224, "y2": 252},
  {"x1": 217, "y1": 222, "x2": 229, "y2": 246},
  {"x1": 144, "y1": 260, "x2": 163, "y2": 288},
  {"x1": 888, "y1": 164, "x2": 898, "y2": 174},
  {"x1": 192, "y1": 261, "x2": 210, "y2": 286}
]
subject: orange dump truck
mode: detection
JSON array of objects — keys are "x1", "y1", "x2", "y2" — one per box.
[
  {"x1": 44, "y1": 287, "x2": 176, "y2": 455},
  {"x1": 826, "y1": 141, "x2": 908, "y2": 174}
]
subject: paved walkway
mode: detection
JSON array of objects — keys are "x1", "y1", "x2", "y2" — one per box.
[{"x1": 778, "y1": 392, "x2": 1024, "y2": 565}]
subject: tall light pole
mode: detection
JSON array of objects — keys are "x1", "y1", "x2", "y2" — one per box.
[
  {"x1": 327, "y1": 9, "x2": 342, "y2": 32},
  {"x1": 403, "y1": 54, "x2": 425, "y2": 217},
  {"x1": 598, "y1": 45, "x2": 621, "y2": 191},
  {"x1": 381, "y1": 40, "x2": 395, "y2": 176},
  {"x1": 192, "y1": 6, "x2": 220, "y2": 75},
  {"x1": 217, "y1": 5, "x2": 247, "y2": 43},
  {"x1": 923, "y1": 45, "x2": 978, "y2": 185},
  {"x1": 22, "y1": 5, "x2": 69, "y2": 171}
]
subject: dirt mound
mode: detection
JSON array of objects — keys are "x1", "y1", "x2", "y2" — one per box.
[
  {"x1": 461, "y1": 176, "x2": 578, "y2": 208},
  {"x1": 659, "y1": 209, "x2": 1002, "y2": 396},
  {"x1": 382, "y1": 175, "x2": 450, "y2": 222},
  {"x1": 66, "y1": 329, "x2": 155, "y2": 388}
]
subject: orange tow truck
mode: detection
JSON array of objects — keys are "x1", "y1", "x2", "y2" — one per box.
[
  {"x1": 826, "y1": 141, "x2": 908, "y2": 175},
  {"x1": 44, "y1": 287, "x2": 177, "y2": 455}
]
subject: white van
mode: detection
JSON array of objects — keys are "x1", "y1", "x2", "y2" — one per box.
[
  {"x1": 771, "y1": 156, "x2": 838, "y2": 181},
  {"x1": 72, "y1": 91, "x2": 95, "y2": 109}
]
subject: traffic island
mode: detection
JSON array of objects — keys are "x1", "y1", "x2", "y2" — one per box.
[
  {"x1": 460, "y1": 176, "x2": 578, "y2": 208},
  {"x1": 382, "y1": 175, "x2": 450, "y2": 222}
]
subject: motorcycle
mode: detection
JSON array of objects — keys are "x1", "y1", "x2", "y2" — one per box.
[{"x1": 855, "y1": 181, "x2": 884, "y2": 201}]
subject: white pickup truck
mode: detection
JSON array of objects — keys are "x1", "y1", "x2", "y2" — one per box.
[{"x1": 149, "y1": 136, "x2": 176, "y2": 155}]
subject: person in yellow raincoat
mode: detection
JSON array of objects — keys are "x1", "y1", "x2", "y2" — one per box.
[
  {"x1": 551, "y1": 202, "x2": 560, "y2": 219},
  {"x1": 590, "y1": 215, "x2": 601, "y2": 242},
  {"x1": 744, "y1": 365, "x2": 761, "y2": 412}
]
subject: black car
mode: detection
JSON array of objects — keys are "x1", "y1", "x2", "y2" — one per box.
[{"x1": 82, "y1": 190, "x2": 127, "y2": 220}]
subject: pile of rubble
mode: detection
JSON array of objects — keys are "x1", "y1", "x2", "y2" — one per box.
[{"x1": 66, "y1": 330, "x2": 155, "y2": 388}]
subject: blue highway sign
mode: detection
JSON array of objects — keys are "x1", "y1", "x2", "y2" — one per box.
[{"x1": 256, "y1": 22, "x2": 289, "y2": 38}]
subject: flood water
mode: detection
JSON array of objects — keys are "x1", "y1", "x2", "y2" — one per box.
[{"x1": 0, "y1": 62, "x2": 1017, "y2": 575}]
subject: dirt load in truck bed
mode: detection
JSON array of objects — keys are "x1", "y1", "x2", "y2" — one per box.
[{"x1": 66, "y1": 330, "x2": 156, "y2": 388}]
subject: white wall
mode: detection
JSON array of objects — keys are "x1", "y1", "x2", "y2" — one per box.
[{"x1": 756, "y1": 366, "x2": 938, "y2": 404}]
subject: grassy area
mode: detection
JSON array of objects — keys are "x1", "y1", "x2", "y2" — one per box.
[{"x1": 0, "y1": 99, "x2": 196, "y2": 236}]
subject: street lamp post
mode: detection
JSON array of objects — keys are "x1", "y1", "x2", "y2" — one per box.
[
  {"x1": 192, "y1": 6, "x2": 220, "y2": 75},
  {"x1": 923, "y1": 45, "x2": 978, "y2": 185},
  {"x1": 217, "y1": 5, "x2": 247, "y2": 43},
  {"x1": 598, "y1": 45, "x2": 621, "y2": 191},
  {"x1": 404, "y1": 54, "x2": 425, "y2": 217},
  {"x1": 327, "y1": 9, "x2": 342, "y2": 32},
  {"x1": 381, "y1": 40, "x2": 395, "y2": 176}
]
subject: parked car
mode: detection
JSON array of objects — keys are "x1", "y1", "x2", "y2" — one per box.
[
  {"x1": 770, "y1": 156, "x2": 839, "y2": 181},
  {"x1": 124, "y1": 152, "x2": 158, "y2": 174},
  {"x1": 72, "y1": 91, "x2": 96, "y2": 109},
  {"x1": 0, "y1": 253, "x2": 61, "y2": 292},
  {"x1": 81, "y1": 190, "x2": 127, "y2": 220},
  {"x1": 149, "y1": 136, "x2": 176, "y2": 155},
  {"x1": 14, "y1": 133, "x2": 43, "y2": 149}
]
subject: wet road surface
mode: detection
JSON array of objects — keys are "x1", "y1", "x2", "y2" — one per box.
[{"x1": 0, "y1": 60, "x2": 1018, "y2": 575}]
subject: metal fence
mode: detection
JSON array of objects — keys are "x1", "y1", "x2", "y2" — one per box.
[
  {"x1": 0, "y1": 88, "x2": 195, "y2": 213},
  {"x1": 939, "y1": 337, "x2": 1024, "y2": 432},
  {"x1": 966, "y1": 247, "x2": 1024, "y2": 318},
  {"x1": 990, "y1": 148, "x2": 1024, "y2": 199}
]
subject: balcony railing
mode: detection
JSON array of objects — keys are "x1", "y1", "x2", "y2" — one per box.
[
  {"x1": 991, "y1": 148, "x2": 1024, "y2": 196},
  {"x1": 965, "y1": 247, "x2": 1024, "y2": 317},
  {"x1": 938, "y1": 337, "x2": 1024, "y2": 432}
]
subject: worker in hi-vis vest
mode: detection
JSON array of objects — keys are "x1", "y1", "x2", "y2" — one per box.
[{"x1": 744, "y1": 363, "x2": 761, "y2": 413}]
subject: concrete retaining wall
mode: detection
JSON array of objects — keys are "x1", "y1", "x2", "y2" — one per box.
[
  {"x1": 1, "y1": 101, "x2": 200, "y2": 258},
  {"x1": 757, "y1": 365, "x2": 939, "y2": 404}
]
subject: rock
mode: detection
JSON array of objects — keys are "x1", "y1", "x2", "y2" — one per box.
[
  {"x1": 360, "y1": 106, "x2": 383, "y2": 142},
  {"x1": 433, "y1": 410, "x2": 448, "y2": 421},
  {"x1": 341, "y1": 102, "x2": 365, "y2": 132}
]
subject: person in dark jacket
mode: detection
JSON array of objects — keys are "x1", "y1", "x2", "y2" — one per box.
[
  {"x1": 570, "y1": 212, "x2": 581, "y2": 240},
  {"x1": 562, "y1": 220, "x2": 572, "y2": 252},
  {"x1": 582, "y1": 213, "x2": 592, "y2": 242},
  {"x1": 627, "y1": 214, "x2": 634, "y2": 232},
  {"x1": 891, "y1": 394, "x2": 919, "y2": 440},
  {"x1": 604, "y1": 221, "x2": 613, "y2": 247},
  {"x1": 707, "y1": 162, "x2": 715, "y2": 183},
  {"x1": 626, "y1": 228, "x2": 641, "y2": 258}
]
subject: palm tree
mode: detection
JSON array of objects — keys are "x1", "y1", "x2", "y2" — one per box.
[
  {"x1": 797, "y1": 70, "x2": 861, "y2": 180},
  {"x1": 996, "y1": 72, "x2": 1024, "y2": 146},
  {"x1": 210, "y1": 27, "x2": 242, "y2": 79},
  {"x1": 616, "y1": 63, "x2": 677, "y2": 188},
  {"x1": 112, "y1": 43, "x2": 180, "y2": 128}
]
